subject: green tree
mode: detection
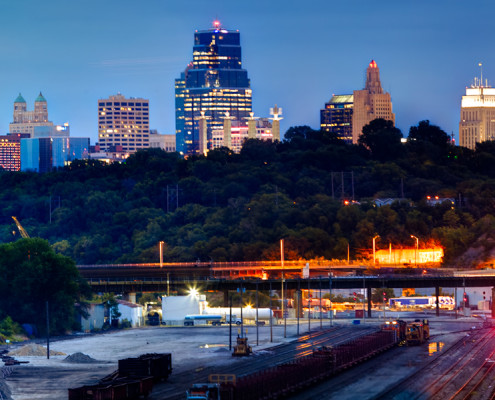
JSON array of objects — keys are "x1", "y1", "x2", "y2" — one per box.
[
  {"x1": 358, "y1": 119, "x2": 404, "y2": 162},
  {"x1": 0, "y1": 238, "x2": 91, "y2": 335},
  {"x1": 102, "y1": 293, "x2": 122, "y2": 321},
  {"x1": 371, "y1": 288, "x2": 395, "y2": 304}
]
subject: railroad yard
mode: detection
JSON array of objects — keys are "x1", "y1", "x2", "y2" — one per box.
[{"x1": 0, "y1": 312, "x2": 493, "y2": 399}]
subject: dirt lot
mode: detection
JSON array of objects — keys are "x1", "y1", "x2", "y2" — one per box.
[{"x1": 0, "y1": 313, "x2": 487, "y2": 400}]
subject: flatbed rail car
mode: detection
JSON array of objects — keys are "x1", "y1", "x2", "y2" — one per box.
[
  {"x1": 68, "y1": 376, "x2": 154, "y2": 400},
  {"x1": 187, "y1": 330, "x2": 397, "y2": 400},
  {"x1": 69, "y1": 353, "x2": 172, "y2": 400}
]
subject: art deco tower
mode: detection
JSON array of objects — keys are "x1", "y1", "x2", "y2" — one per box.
[
  {"x1": 10, "y1": 92, "x2": 54, "y2": 136},
  {"x1": 175, "y1": 21, "x2": 252, "y2": 155},
  {"x1": 459, "y1": 66, "x2": 495, "y2": 149},
  {"x1": 352, "y1": 60, "x2": 395, "y2": 143}
]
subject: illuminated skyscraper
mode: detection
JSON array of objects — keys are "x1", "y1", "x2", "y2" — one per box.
[
  {"x1": 459, "y1": 68, "x2": 495, "y2": 149},
  {"x1": 98, "y1": 93, "x2": 150, "y2": 153},
  {"x1": 352, "y1": 60, "x2": 395, "y2": 143},
  {"x1": 175, "y1": 21, "x2": 252, "y2": 155},
  {"x1": 320, "y1": 94, "x2": 353, "y2": 143},
  {"x1": 0, "y1": 133, "x2": 29, "y2": 171}
]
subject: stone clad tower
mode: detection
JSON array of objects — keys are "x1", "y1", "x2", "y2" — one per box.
[
  {"x1": 10, "y1": 92, "x2": 54, "y2": 135},
  {"x1": 352, "y1": 60, "x2": 395, "y2": 143}
]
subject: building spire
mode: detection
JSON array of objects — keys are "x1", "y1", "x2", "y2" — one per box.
[{"x1": 365, "y1": 60, "x2": 383, "y2": 94}]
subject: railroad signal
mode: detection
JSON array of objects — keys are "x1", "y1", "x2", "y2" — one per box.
[
  {"x1": 383, "y1": 292, "x2": 387, "y2": 302},
  {"x1": 353, "y1": 292, "x2": 357, "y2": 302}
]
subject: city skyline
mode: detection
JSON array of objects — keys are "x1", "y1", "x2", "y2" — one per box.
[{"x1": 1, "y1": 0, "x2": 495, "y2": 145}]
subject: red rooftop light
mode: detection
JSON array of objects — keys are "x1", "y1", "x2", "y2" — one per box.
[{"x1": 369, "y1": 60, "x2": 377, "y2": 68}]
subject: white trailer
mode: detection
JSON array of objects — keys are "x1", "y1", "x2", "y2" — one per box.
[
  {"x1": 162, "y1": 295, "x2": 205, "y2": 324},
  {"x1": 203, "y1": 307, "x2": 273, "y2": 321}
]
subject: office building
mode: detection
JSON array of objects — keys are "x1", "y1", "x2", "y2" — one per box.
[
  {"x1": 149, "y1": 130, "x2": 176, "y2": 152},
  {"x1": 0, "y1": 133, "x2": 30, "y2": 171},
  {"x1": 175, "y1": 21, "x2": 252, "y2": 155},
  {"x1": 320, "y1": 94, "x2": 353, "y2": 143},
  {"x1": 211, "y1": 118, "x2": 274, "y2": 153},
  {"x1": 98, "y1": 93, "x2": 150, "y2": 153},
  {"x1": 9, "y1": 93, "x2": 54, "y2": 136},
  {"x1": 21, "y1": 137, "x2": 89, "y2": 173},
  {"x1": 352, "y1": 60, "x2": 395, "y2": 143},
  {"x1": 459, "y1": 75, "x2": 495, "y2": 149}
]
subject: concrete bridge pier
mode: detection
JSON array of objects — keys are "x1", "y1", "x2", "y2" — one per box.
[
  {"x1": 435, "y1": 286, "x2": 440, "y2": 317},
  {"x1": 125, "y1": 292, "x2": 137, "y2": 303},
  {"x1": 367, "y1": 287, "x2": 372, "y2": 318}
]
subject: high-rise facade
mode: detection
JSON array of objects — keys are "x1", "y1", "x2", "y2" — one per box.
[
  {"x1": 98, "y1": 93, "x2": 150, "y2": 153},
  {"x1": 211, "y1": 118, "x2": 274, "y2": 153},
  {"x1": 21, "y1": 137, "x2": 89, "y2": 173},
  {"x1": 459, "y1": 79, "x2": 495, "y2": 149},
  {"x1": 320, "y1": 94, "x2": 354, "y2": 143},
  {"x1": 9, "y1": 93, "x2": 54, "y2": 136},
  {"x1": 175, "y1": 21, "x2": 252, "y2": 155},
  {"x1": 0, "y1": 133, "x2": 29, "y2": 171},
  {"x1": 352, "y1": 60, "x2": 395, "y2": 143}
]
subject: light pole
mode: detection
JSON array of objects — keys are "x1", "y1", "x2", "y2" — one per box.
[
  {"x1": 373, "y1": 235, "x2": 380, "y2": 266},
  {"x1": 159, "y1": 241, "x2": 164, "y2": 268},
  {"x1": 410, "y1": 235, "x2": 418, "y2": 267},
  {"x1": 159, "y1": 241, "x2": 169, "y2": 296},
  {"x1": 280, "y1": 239, "x2": 286, "y2": 338}
]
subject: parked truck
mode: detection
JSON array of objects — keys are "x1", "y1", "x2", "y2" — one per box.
[
  {"x1": 215, "y1": 316, "x2": 242, "y2": 326},
  {"x1": 186, "y1": 375, "x2": 235, "y2": 400},
  {"x1": 184, "y1": 314, "x2": 223, "y2": 326}
]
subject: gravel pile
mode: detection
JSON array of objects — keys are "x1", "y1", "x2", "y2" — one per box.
[
  {"x1": 8, "y1": 344, "x2": 65, "y2": 357},
  {"x1": 63, "y1": 352, "x2": 98, "y2": 363}
]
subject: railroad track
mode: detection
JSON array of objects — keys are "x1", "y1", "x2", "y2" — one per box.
[
  {"x1": 152, "y1": 325, "x2": 378, "y2": 400},
  {"x1": 369, "y1": 327, "x2": 495, "y2": 400}
]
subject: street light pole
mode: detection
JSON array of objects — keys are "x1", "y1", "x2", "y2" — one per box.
[
  {"x1": 373, "y1": 235, "x2": 380, "y2": 266},
  {"x1": 410, "y1": 235, "x2": 419, "y2": 267},
  {"x1": 159, "y1": 241, "x2": 164, "y2": 268},
  {"x1": 280, "y1": 239, "x2": 286, "y2": 338},
  {"x1": 160, "y1": 241, "x2": 169, "y2": 296}
]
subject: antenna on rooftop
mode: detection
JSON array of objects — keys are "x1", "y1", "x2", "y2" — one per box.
[{"x1": 479, "y1": 62, "x2": 483, "y2": 87}]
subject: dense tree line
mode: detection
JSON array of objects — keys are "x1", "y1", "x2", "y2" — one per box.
[
  {"x1": 2, "y1": 119, "x2": 495, "y2": 268},
  {"x1": 0, "y1": 238, "x2": 90, "y2": 335}
]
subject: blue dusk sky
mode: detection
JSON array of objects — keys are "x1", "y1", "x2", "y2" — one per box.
[{"x1": 1, "y1": 0, "x2": 494, "y2": 145}]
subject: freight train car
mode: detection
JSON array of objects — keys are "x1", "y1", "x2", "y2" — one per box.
[
  {"x1": 69, "y1": 353, "x2": 172, "y2": 400},
  {"x1": 389, "y1": 296, "x2": 455, "y2": 310},
  {"x1": 186, "y1": 330, "x2": 398, "y2": 400}
]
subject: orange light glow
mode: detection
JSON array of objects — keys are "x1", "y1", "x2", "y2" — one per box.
[{"x1": 375, "y1": 246, "x2": 444, "y2": 265}]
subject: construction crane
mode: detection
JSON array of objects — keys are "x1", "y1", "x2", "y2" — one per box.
[{"x1": 12, "y1": 216, "x2": 30, "y2": 238}]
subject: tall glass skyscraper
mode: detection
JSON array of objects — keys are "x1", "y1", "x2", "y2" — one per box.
[{"x1": 175, "y1": 21, "x2": 252, "y2": 155}]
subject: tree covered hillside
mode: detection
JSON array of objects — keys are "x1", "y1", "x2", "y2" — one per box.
[{"x1": 2, "y1": 119, "x2": 495, "y2": 267}]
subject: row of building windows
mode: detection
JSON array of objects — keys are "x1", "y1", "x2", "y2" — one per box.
[
  {"x1": 99, "y1": 111, "x2": 148, "y2": 116},
  {"x1": 98, "y1": 102, "x2": 147, "y2": 107}
]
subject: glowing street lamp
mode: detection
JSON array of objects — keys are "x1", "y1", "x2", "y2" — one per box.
[
  {"x1": 373, "y1": 235, "x2": 380, "y2": 266},
  {"x1": 410, "y1": 235, "x2": 419, "y2": 266},
  {"x1": 159, "y1": 241, "x2": 164, "y2": 268}
]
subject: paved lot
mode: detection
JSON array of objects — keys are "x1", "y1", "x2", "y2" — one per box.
[{"x1": 1, "y1": 313, "x2": 488, "y2": 399}]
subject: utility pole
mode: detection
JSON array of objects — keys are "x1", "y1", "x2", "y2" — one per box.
[{"x1": 46, "y1": 301, "x2": 50, "y2": 359}]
